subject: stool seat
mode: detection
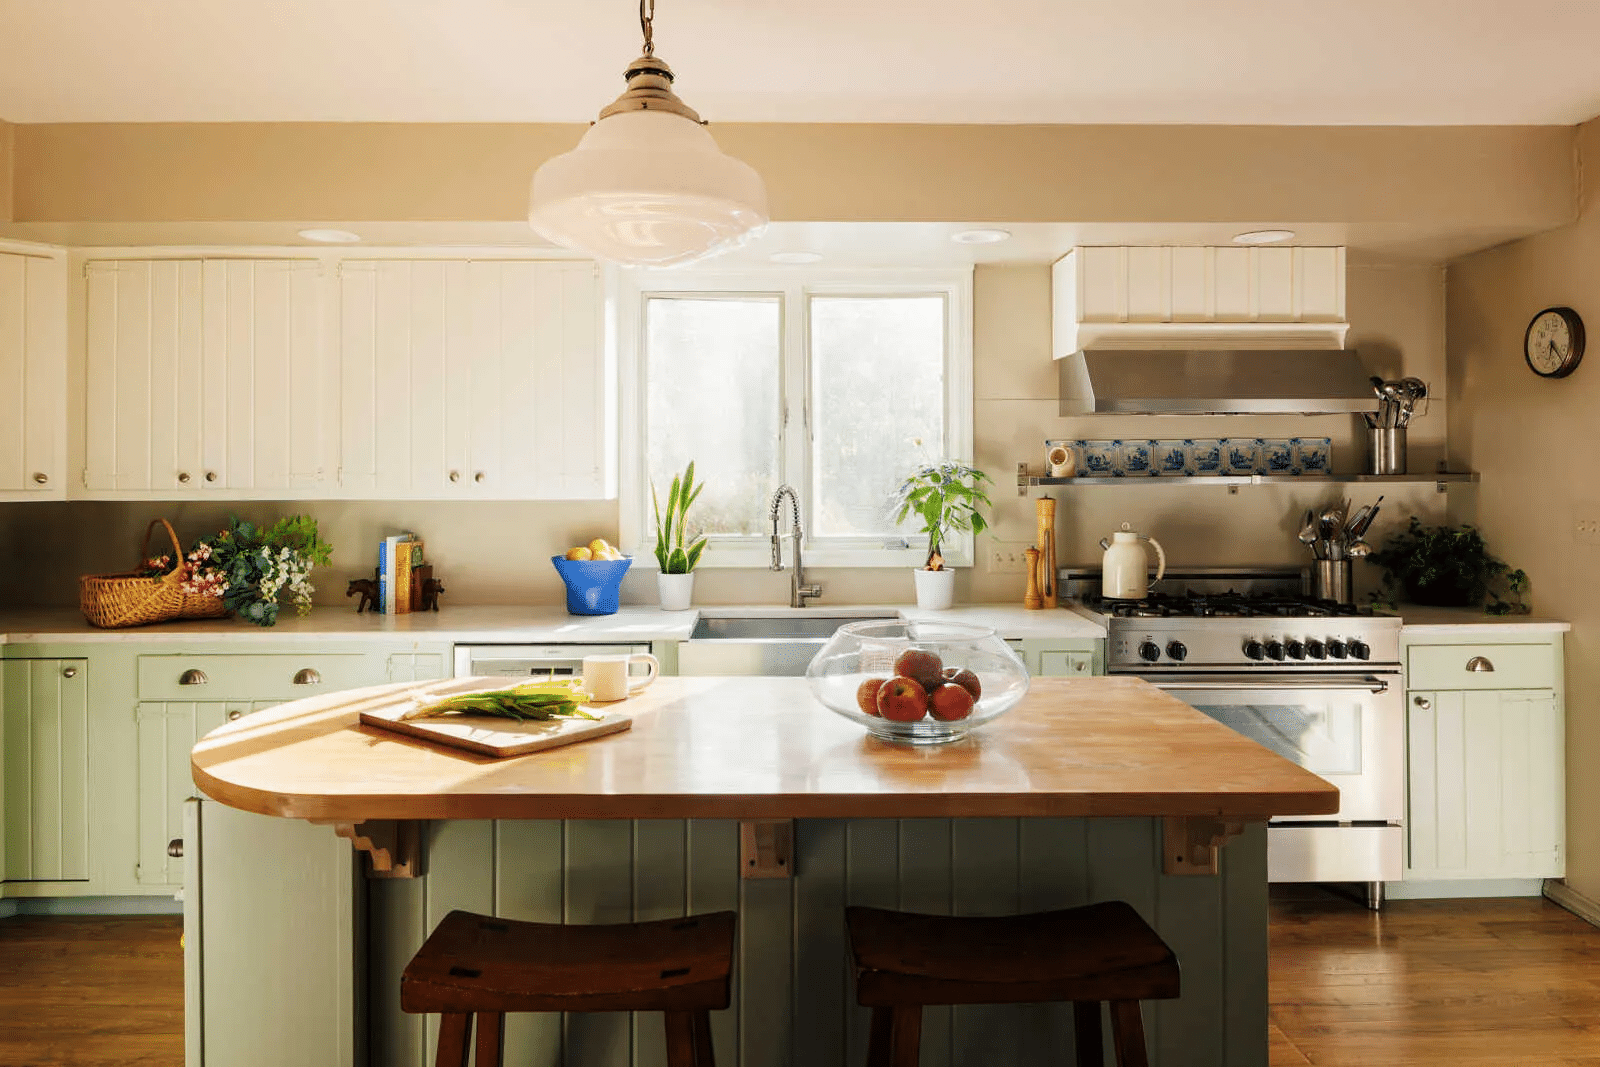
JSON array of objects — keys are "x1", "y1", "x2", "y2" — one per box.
[{"x1": 403, "y1": 910, "x2": 736, "y2": 1016}]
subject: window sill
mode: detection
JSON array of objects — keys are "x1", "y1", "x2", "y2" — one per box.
[{"x1": 629, "y1": 546, "x2": 973, "y2": 570}]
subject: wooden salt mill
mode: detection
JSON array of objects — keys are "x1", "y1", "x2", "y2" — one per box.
[
  {"x1": 1023, "y1": 547, "x2": 1042, "y2": 609},
  {"x1": 1035, "y1": 496, "x2": 1058, "y2": 608}
]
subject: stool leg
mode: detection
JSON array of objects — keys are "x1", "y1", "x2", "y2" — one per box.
[
  {"x1": 1107, "y1": 1001, "x2": 1148, "y2": 1067},
  {"x1": 866, "y1": 1007, "x2": 893, "y2": 1067},
  {"x1": 1072, "y1": 1001, "x2": 1103, "y2": 1067},
  {"x1": 435, "y1": 1012, "x2": 472, "y2": 1067},
  {"x1": 473, "y1": 1012, "x2": 503, "y2": 1067},
  {"x1": 888, "y1": 1006, "x2": 922, "y2": 1067},
  {"x1": 664, "y1": 1010, "x2": 698, "y2": 1067},
  {"x1": 691, "y1": 1010, "x2": 716, "y2": 1067}
]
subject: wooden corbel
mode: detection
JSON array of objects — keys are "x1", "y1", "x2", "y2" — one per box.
[
  {"x1": 329, "y1": 820, "x2": 423, "y2": 879},
  {"x1": 1163, "y1": 816, "x2": 1248, "y2": 876},
  {"x1": 740, "y1": 820, "x2": 795, "y2": 879}
]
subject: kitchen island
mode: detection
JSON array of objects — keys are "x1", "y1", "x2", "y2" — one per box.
[{"x1": 191, "y1": 676, "x2": 1335, "y2": 1067}]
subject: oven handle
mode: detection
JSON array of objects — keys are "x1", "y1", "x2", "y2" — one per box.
[{"x1": 1147, "y1": 676, "x2": 1391, "y2": 694}]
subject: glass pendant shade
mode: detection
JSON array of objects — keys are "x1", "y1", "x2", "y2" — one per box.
[{"x1": 529, "y1": 109, "x2": 769, "y2": 267}]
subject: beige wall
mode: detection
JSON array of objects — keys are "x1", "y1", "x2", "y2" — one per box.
[
  {"x1": 0, "y1": 259, "x2": 1450, "y2": 611},
  {"x1": 1445, "y1": 115, "x2": 1600, "y2": 902},
  {"x1": 0, "y1": 119, "x2": 13, "y2": 222},
  {"x1": 9, "y1": 122, "x2": 1577, "y2": 229}
]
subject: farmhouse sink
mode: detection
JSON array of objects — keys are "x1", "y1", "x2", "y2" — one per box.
[{"x1": 677, "y1": 612, "x2": 897, "y2": 677}]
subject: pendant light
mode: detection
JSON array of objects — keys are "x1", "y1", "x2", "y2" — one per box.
[{"x1": 528, "y1": 0, "x2": 769, "y2": 267}]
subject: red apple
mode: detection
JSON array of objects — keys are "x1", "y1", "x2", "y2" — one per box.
[
  {"x1": 928, "y1": 683, "x2": 975, "y2": 721},
  {"x1": 877, "y1": 676, "x2": 929, "y2": 722},
  {"x1": 856, "y1": 677, "x2": 888, "y2": 716},
  {"x1": 894, "y1": 648, "x2": 944, "y2": 692},
  {"x1": 942, "y1": 667, "x2": 982, "y2": 701}
]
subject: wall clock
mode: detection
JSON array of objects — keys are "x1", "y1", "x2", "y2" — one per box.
[{"x1": 1524, "y1": 306, "x2": 1585, "y2": 378}]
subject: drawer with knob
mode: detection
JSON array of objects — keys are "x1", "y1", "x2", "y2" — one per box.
[
  {"x1": 136, "y1": 654, "x2": 369, "y2": 702},
  {"x1": 1406, "y1": 643, "x2": 1557, "y2": 691}
]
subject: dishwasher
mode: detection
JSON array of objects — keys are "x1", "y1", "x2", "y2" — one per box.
[{"x1": 454, "y1": 643, "x2": 655, "y2": 680}]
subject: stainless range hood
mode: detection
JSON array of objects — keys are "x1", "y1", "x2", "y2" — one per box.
[{"x1": 1058, "y1": 349, "x2": 1379, "y2": 415}]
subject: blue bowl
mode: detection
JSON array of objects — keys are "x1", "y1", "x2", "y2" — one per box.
[{"x1": 550, "y1": 555, "x2": 632, "y2": 615}]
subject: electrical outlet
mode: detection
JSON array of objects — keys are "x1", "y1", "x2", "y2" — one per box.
[
  {"x1": 1576, "y1": 518, "x2": 1600, "y2": 545},
  {"x1": 987, "y1": 541, "x2": 1034, "y2": 574}
]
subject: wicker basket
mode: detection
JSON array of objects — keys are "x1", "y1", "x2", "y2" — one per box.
[
  {"x1": 78, "y1": 519, "x2": 188, "y2": 629},
  {"x1": 179, "y1": 590, "x2": 231, "y2": 619}
]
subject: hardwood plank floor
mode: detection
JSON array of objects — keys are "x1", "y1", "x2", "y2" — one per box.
[
  {"x1": 1272, "y1": 888, "x2": 1600, "y2": 1066},
  {"x1": 0, "y1": 915, "x2": 184, "y2": 1067}
]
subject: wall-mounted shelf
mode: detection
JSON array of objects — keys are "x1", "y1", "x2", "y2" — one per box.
[{"x1": 1016, "y1": 463, "x2": 1477, "y2": 496}]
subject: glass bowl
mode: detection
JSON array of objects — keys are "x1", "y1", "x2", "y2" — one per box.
[{"x1": 806, "y1": 619, "x2": 1030, "y2": 744}]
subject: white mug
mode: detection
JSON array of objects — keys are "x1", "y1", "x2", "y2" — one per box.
[
  {"x1": 1048, "y1": 444, "x2": 1075, "y2": 478},
  {"x1": 582, "y1": 652, "x2": 659, "y2": 702}
]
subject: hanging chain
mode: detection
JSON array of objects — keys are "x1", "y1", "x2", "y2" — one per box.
[{"x1": 639, "y1": 0, "x2": 656, "y2": 55}]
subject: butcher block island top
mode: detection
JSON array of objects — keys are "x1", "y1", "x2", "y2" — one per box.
[{"x1": 192, "y1": 675, "x2": 1336, "y2": 824}]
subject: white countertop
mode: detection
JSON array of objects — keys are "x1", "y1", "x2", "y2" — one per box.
[
  {"x1": 0, "y1": 602, "x2": 1108, "y2": 645},
  {"x1": 1394, "y1": 605, "x2": 1571, "y2": 635}
]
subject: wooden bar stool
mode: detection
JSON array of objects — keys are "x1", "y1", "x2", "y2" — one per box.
[
  {"x1": 402, "y1": 909, "x2": 736, "y2": 1067},
  {"x1": 846, "y1": 901, "x2": 1180, "y2": 1067}
]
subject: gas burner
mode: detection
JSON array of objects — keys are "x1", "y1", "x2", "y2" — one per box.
[{"x1": 1091, "y1": 590, "x2": 1368, "y2": 620}]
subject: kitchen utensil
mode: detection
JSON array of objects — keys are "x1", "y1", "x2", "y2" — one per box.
[
  {"x1": 1035, "y1": 497, "x2": 1058, "y2": 609},
  {"x1": 582, "y1": 652, "x2": 660, "y2": 702},
  {"x1": 1346, "y1": 541, "x2": 1372, "y2": 558},
  {"x1": 1367, "y1": 426, "x2": 1406, "y2": 475},
  {"x1": 1351, "y1": 498, "x2": 1383, "y2": 541},
  {"x1": 1344, "y1": 505, "x2": 1369, "y2": 540},
  {"x1": 1312, "y1": 559, "x2": 1354, "y2": 604},
  {"x1": 1022, "y1": 546, "x2": 1042, "y2": 609},
  {"x1": 1099, "y1": 522, "x2": 1167, "y2": 600}
]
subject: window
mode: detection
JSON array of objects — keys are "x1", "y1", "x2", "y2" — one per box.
[{"x1": 620, "y1": 268, "x2": 973, "y2": 568}]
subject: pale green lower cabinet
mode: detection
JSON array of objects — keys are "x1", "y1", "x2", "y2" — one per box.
[
  {"x1": 2, "y1": 658, "x2": 90, "y2": 883},
  {"x1": 1009, "y1": 639, "x2": 1104, "y2": 677}
]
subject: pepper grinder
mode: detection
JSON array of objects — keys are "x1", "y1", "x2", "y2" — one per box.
[
  {"x1": 1035, "y1": 496, "x2": 1058, "y2": 609},
  {"x1": 1023, "y1": 547, "x2": 1042, "y2": 609}
]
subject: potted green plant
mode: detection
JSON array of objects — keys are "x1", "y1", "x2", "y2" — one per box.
[
  {"x1": 652, "y1": 460, "x2": 707, "y2": 611},
  {"x1": 1367, "y1": 517, "x2": 1529, "y2": 614},
  {"x1": 894, "y1": 461, "x2": 993, "y2": 610}
]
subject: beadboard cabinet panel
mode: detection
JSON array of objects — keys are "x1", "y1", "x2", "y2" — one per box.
[
  {"x1": 2, "y1": 658, "x2": 89, "y2": 882},
  {"x1": 0, "y1": 249, "x2": 67, "y2": 499},
  {"x1": 338, "y1": 259, "x2": 609, "y2": 500},
  {"x1": 83, "y1": 258, "x2": 332, "y2": 498}
]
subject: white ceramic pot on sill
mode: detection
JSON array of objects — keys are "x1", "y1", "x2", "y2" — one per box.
[
  {"x1": 658, "y1": 571, "x2": 696, "y2": 611},
  {"x1": 912, "y1": 568, "x2": 956, "y2": 611}
]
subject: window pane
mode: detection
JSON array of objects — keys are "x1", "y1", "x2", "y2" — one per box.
[
  {"x1": 810, "y1": 296, "x2": 946, "y2": 538},
  {"x1": 645, "y1": 296, "x2": 781, "y2": 536}
]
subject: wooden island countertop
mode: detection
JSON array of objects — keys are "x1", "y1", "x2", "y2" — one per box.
[{"x1": 192, "y1": 675, "x2": 1337, "y2": 824}]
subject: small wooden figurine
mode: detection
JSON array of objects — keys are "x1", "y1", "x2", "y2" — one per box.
[
  {"x1": 347, "y1": 576, "x2": 379, "y2": 614},
  {"x1": 419, "y1": 577, "x2": 445, "y2": 612}
]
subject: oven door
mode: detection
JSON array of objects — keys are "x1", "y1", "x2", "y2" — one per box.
[{"x1": 1146, "y1": 672, "x2": 1403, "y2": 824}]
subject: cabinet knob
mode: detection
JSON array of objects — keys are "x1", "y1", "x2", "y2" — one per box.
[
  {"x1": 61, "y1": 666, "x2": 77, "y2": 678},
  {"x1": 32, "y1": 471, "x2": 48, "y2": 485},
  {"x1": 1466, "y1": 656, "x2": 1495, "y2": 673},
  {"x1": 293, "y1": 668, "x2": 322, "y2": 685},
  {"x1": 226, "y1": 708, "x2": 243, "y2": 721},
  {"x1": 177, "y1": 471, "x2": 192, "y2": 484},
  {"x1": 166, "y1": 838, "x2": 184, "y2": 859},
  {"x1": 205, "y1": 471, "x2": 218, "y2": 483},
  {"x1": 474, "y1": 471, "x2": 485, "y2": 484},
  {"x1": 179, "y1": 668, "x2": 209, "y2": 686},
  {"x1": 1414, "y1": 696, "x2": 1432, "y2": 710},
  {"x1": 449, "y1": 470, "x2": 461, "y2": 483}
]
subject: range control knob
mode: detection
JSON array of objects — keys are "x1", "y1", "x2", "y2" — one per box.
[
  {"x1": 1138, "y1": 640, "x2": 1162, "y2": 663},
  {"x1": 1306, "y1": 639, "x2": 1327, "y2": 660},
  {"x1": 1243, "y1": 639, "x2": 1265, "y2": 661},
  {"x1": 1265, "y1": 640, "x2": 1286, "y2": 661},
  {"x1": 1348, "y1": 639, "x2": 1372, "y2": 661},
  {"x1": 1286, "y1": 639, "x2": 1306, "y2": 660},
  {"x1": 1327, "y1": 639, "x2": 1349, "y2": 659},
  {"x1": 1166, "y1": 641, "x2": 1188, "y2": 662}
]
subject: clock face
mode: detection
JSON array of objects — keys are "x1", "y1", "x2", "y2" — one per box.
[{"x1": 1524, "y1": 306, "x2": 1585, "y2": 378}]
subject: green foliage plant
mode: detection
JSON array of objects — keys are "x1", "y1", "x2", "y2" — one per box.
[
  {"x1": 652, "y1": 461, "x2": 707, "y2": 574},
  {"x1": 202, "y1": 516, "x2": 334, "y2": 626},
  {"x1": 894, "y1": 461, "x2": 993, "y2": 571},
  {"x1": 1367, "y1": 517, "x2": 1528, "y2": 615}
]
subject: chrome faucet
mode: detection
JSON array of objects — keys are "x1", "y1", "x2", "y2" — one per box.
[{"x1": 769, "y1": 484, "x2": 822, "y2": 608}]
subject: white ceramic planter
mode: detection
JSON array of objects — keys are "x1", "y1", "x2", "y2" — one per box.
[
  {"x1": 911, "y1": 567, "x2": 956, "y2": 611},
  {"x1": 658, "y1": 571, "x2": 696, "y2": 611}
]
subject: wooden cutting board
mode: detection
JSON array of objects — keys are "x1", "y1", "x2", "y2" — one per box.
[{"x1": 357, "y1": 677, "x2": 631, "y2": 758}]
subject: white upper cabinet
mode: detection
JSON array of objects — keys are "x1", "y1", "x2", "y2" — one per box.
[
  {"x1": 0, "y1": 248, "x2": 67, "y2": 500},
  {"x1": 83, "y1": 259, "x2": 333, "y2": 497},
  {"x1": 1053, "y1": 246, "x2": 1349, "y2": 356},
  {"x1": 337, "y1": 259, "x2": 609, "y2": 500}
]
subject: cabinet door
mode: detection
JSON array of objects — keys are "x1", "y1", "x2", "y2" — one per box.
[
  {"x1": 1406, "y1": 688, "x2": 1563, "y2": 879},
  {"x1": 2, "y1": 659, "x2": 89, "y2": 882},
  {"x1": 85, "y1": 258, "x2": 329, "y2": 494},
  {"x1": 0, "y1": 250, "x2": 67, "y2": 498},
  {"x1": 339, "y1": 259, "x2": 606, "y2": 499},
  {"x1": 136, "y1": 700, "x2": 247, "y2": 885},
  {"x1": 1037, "y1": 650, "x2": 1096, "y2": 677}
]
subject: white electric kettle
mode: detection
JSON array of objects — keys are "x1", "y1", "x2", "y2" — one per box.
[{"x1": 1098, "y1": 522, "x2": 1167, "y2": 600}]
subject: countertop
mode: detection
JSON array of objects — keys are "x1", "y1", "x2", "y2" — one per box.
[
  {"x1": 191, "y1": 675, "x2": 1337, "y2": 822},
  {"x1": 0, "y1": 603, "x2": 1108, "y2": 645},
  {"x1": 1394, "y1": 605, "x2": 1571, "y2": 635}
]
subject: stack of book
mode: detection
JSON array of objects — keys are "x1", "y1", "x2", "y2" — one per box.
[{"x1": 376, "y1": 534, "x2": 429, "y2": 614}]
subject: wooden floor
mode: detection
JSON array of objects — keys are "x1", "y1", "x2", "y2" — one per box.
[
  {"x1": 0, "y1": 915, "x2": 184, "y2": 1067},
  {"x1": 3, "y1": 896, "x2": 1600, "y2": 1066}
]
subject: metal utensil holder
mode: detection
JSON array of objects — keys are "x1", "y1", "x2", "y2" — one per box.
[
  {"x1": 1367, "y1": 426, "x2": 1406, "y2": 475},
  {"x1": 1312, "y1": 559, "x2": 1353, "y2": 604}
]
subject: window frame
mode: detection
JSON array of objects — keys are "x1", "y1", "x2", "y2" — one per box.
[{"x1": 618, "y1": 265, "x2": 975, "y2": 570}]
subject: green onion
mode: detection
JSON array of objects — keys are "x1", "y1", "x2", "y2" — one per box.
[{"x1": 401, "y1": 678, "x2": 600, "y2": 724}]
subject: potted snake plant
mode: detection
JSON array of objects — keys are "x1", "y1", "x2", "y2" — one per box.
[
  {"x1": 652, "y1": 461, "x2": 708, "y2": 611},
  {"x1": 894, "y1": 461, "x2": 992, "y2": 610}
]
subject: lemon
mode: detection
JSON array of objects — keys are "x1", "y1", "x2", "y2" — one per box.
[
  {"x1": 565, "y1": 546, "x2": 593, "y2": 561},
  {"x1": 587, "y1": 538, "x2": 612, "y2": 557}
]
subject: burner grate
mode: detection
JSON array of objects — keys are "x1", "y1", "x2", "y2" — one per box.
[{"x1": 1091, "y1": 590, "x2": 1366, "y2": 619}]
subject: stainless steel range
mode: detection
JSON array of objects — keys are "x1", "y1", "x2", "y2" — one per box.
[{"x1": 1067, "y1": 568, "x2": 1403, "y2": 908}]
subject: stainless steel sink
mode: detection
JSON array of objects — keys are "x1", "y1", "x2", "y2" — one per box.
[{"x1": 677, "y1": 614, "x2": 896, "y2": 677}]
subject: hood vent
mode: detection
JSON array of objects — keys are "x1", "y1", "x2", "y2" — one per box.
[{"x1": 1058, "y1": 349, "x2": 1378, "y2": 416}]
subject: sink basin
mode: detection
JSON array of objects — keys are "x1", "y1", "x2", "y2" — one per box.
[{"x1": 678, "y1": 613, "x2": 898, "y2": 677}]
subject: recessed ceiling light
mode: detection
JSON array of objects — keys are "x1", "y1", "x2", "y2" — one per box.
[
  {"x1": 1232, "y1": 229, "x2": 1296, "y2": 246},
  {"x1": 951, "y1": 228, "x2": 1012, "y2": 245},
  {"x1": 769, "y1": 251, "x2": 823, "y2": 264},
  {"x1": 297, "y1": 228, "x2": 362, "y2": 244}
]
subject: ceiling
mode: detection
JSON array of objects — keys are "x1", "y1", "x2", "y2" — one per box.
[{"x1": 2, "y1": 0, "x2": 1600, "y2": 126}]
